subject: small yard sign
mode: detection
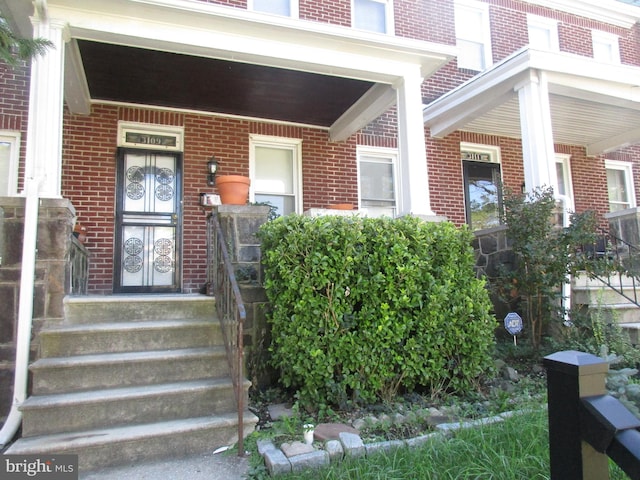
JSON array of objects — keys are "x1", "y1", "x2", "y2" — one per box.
[{"x1": 504, "y1": 312, "x2": 523, "y2": 345}]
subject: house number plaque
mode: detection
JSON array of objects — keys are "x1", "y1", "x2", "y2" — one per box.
[{"x1": 125, "y1": 132, "x2": 177, "y2": 147}]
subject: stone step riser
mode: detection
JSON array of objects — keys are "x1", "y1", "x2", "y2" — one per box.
[
  {"x1": 573, "y1": 288, "x2": 640, "y2": 306},
  {"x1": 39, "y1": 322, "x2": 223, "y2": 357},
  {"x1": 6, "y1": 415, "x2": 257, "y2": 471},
  {"x1": 63, "y1": 296, "x2": 216, "y2": 325},
  {"x1": 31, "y1": 350, "x2": 229, "y2": 395},
  {"x1": 21, "y1": 382, "x2": 246, "y2": 437}
]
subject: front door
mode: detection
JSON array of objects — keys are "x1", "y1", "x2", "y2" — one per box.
[
  {"x1": 463, "y1": 160, "x2": 502, "y2": 231},
  {"x1": 114, "y1": 148, "x2": 182, "y2": 293}
]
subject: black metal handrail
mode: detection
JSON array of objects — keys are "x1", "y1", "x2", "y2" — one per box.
[
  {"x1": 69, "y1": 235, "x2": 89, "y2": 295},
  {"x1": 578, "y1": 227, "x2": 640, "y2": 308},
  {"x1": 209, "y1": 212, "x2": 247, "y2": 456}
]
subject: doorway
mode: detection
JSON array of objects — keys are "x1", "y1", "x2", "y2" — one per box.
[{"x1": 114, "y1": 148, "x2": 182, "y2": 293}]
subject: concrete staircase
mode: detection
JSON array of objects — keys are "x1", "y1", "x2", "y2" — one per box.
[
  {"x1": 5, "y1": 294, "x2": 257, "y2": 471},
  {"x1": 572, "y1": 273, "x2": 640, "y2": 344}
]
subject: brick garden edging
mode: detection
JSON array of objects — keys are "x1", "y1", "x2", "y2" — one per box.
[{"x1": 257, "y1": 411, "x2": 519, "y2": 476}]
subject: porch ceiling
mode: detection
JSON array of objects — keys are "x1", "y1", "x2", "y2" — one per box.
[
  {"x1": 76, "y1": 40, "x2": 374, "y2": 127},
  {"x1": 423, "y1": 48, "x2": 640, "y2": 156}
]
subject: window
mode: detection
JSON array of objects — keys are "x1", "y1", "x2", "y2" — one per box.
[
  {"x1": 248, "y1": 0, "x2": 298, "y2": 17},
  {"x1": 358, "y1": 147, "x2": 398, "y2": 218},
  {"x1": 0, "y1": 131, "x2": 20, "y2": 196},
  {"x1": 250, "y1": 135, "x2": 302, "y2": 216},
  {"x1": 527, "y1": 15, "x2": 559, "y2": 51},
  {"x1": 554, "y1": 154, "x2": 574, "y2": 227},
  {"x1": 605, "y1": 160, "x2": 635, "y2": 212},
  {"x1": 454, "y1": 0, "x2": 492, "y2": 71},
  {"x1": 461, "y1": 144, "x2": 502, "y2": 231},
  {"x1": 353, "y1": 0, "x2": 394, "y2": 34},
  {"x1": 592, "y1": 31, "x2": 620, "y2": 64}
]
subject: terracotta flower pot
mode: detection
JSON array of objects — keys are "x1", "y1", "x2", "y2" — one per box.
[
  {"x1": 215, "y1": 175, "x2": 251, "y2": 205},
  {"x1": 327, "y1": 203, "x2": 353, "y2": 210}
]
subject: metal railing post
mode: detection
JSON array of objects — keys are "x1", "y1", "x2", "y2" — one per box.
[{"x1": 543, "y1": 350, "x2": 610, "y2": 480}]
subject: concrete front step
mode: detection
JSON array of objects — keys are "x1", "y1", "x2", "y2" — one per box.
[
  {"x1": 39, "y1": 319, "x2": 223, "y2": 357},
  {"x1": 621, "y1": 323, "x2": 640, "y2": 345},
  {"x1": 31, "y1": 347, "x2": 229, "y2": 395},
  {"x1": 21, "y1": 378, "x2": 248, "y2": 437},
  {"x1": 63, "y1": 294, "x2": 216, "y2": 324},
  {"x1": 578, "y1": 303, "x2": 640, "y2": 324},
  {"x1": 5, "y1": 412, "x2": 258, "y2": 471}
]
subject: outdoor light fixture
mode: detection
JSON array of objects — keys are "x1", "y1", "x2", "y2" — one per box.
[
  {"x1": 521, "y1": 182, "x2": 526, "y2": 194},
  {"x1": 207, "y1": 157, "x2": 218, "y2": 186}
]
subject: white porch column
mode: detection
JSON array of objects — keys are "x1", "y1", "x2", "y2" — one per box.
[
  {"x1": 515, "y1": 70, "x2": 556, "y2": 193},
  {"x1": 395, "y1": 70, "x2": 437, "y2": 218},
  {"x1": 24, "y1": 17, "x2": 67, "y2": 198}
]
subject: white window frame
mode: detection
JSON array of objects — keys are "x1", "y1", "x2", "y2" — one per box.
[
  {"x1": 352, "y1": 0, "x2": 395, "y2": 35},
  {"x1": 592, "y1": 30, "x2": 620, "y2": 64},
  {"x1": 605, "y1": 159, "x2": 636, "y2": 212},
  {"x1": 460, "y1": 143, "x2": 502, "y2": 230},
  {"x1": 454, "y1": 0, "x2": 493, "y2": 71},
  {"x1": 527, "y1": 15, "x2": 559, "y2": 51},
  {"x1": 249, "y1": 134, "x2": 303, "y2": 215},
  {"x1": 117, "y1": 121, "x2": 184, "y2": 152},
  {"x1": 357, "y1": 146, "x2": 399, "y2": 218},
  {"x1": 0, "y1": 131, "x2": 21, "y2": 197},
  {"x1": 247, "y1": 0, "x2": 299, "y2": 18},
  {"x1": 554, "y1": 154, "x2": 574, "y2": 228}
]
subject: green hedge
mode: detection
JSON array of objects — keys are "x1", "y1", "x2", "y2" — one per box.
[{"x1": 259, "y1": 215, "x2": 495, "y2": 408}]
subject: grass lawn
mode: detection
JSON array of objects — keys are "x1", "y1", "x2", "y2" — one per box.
[{"x1": 271, "y1": 408, "x2": 628, "y2": 480}]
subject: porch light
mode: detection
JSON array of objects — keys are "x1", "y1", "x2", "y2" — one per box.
[
  {"x1": 521, "y1": 182, "x2": 526, "y2": 194},
  {"x1": 207, "y1": 157, "x2": 218, "y2": 186}
]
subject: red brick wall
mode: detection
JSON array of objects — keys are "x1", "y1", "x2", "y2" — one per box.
[
  {"x1": 300, "y1": 0, "x2": 351, "y2": 26},
  {"x1": 62, "y1": 105, "x2": 360, "y2": 293},
  {"x1": 0, "y1": 62, "x2": 30, "y2": 192}
]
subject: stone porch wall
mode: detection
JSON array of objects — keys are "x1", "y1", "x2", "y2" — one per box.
[
  {"x1": 0, "y1": 197, "x2": 77, "y2": 421},
  {"x1": 215, "y1": 204, "x2": 272, "y2": 389},
  {"x1": 472, "y1": 225, "x2": 514, "y2": 321}
]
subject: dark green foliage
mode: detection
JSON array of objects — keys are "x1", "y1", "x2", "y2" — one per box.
[
  {"x1": 0, "y1": 16, "x2": 52, "y2": 68},
  {"x1": 496, "y1": 186, "x2": 598, "y2": 349},
  {"x1": 259, "y1": 215, "x2": 496, "y2": 409}
]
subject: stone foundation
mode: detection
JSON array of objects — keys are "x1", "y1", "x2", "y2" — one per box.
[{"x1": 0, "y1": 197, "x2": 76, "y2": 421}]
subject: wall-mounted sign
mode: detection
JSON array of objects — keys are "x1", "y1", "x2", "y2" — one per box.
[{"x1": 118, "y1": 122, "x2": 184, "y2": 152}]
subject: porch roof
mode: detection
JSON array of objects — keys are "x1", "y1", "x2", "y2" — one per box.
[
  {"x1": 423, "y1": 48, "x2": 640, "y2": 156},
  {"x1": 2, "y1": 0, "x2": 455, "y2": 140}
]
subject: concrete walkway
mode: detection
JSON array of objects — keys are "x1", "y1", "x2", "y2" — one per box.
[{"x1": 80, "y1": 451, "x2": 249, "y2": 480}]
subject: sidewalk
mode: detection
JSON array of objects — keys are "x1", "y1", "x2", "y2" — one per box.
[{"x1": 80, "y1": 451, "x2": 250, "y2": 480}]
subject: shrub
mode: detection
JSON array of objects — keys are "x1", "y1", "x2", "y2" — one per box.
[
  {"x1": 496, "y1": 186, "x2": 598, "y2": 349},
  {"x1": 259, "y1": 215, "x2": 496, "y2": 409}
]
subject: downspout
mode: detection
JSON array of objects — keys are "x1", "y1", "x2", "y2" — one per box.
[
  {"x1": 0, "y1": 177, "x2": 41, "y2": 447},
  {"x1": 0, "y1": 0, "x2": 49, "y2": 446}
]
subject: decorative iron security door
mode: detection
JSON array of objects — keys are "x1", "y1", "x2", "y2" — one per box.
[{"x1": 114, "y1": 148, "x2": 182, "y2": 293}]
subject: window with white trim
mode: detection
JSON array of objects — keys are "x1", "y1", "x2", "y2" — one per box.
[
  {"x1": 454, "y1": 0, "x2": 492, "y2": 71},
  {"x1": 353, "y1": 0, "x2": 394, "y2": 34},
  {"x1": 250, "y1": 135, "x2": 302, "y2": 216},
  {"x1": 248, "y1": 0, "x2": 298, "y2": 18},
  {"x1": 605, "y1": 160, "x2": 636, "y2": 212},
  {"x1": 592, "y1": 31, "x2": 620, "y2": 64},
  {"x1": 527, "y1": 15, "x2": 559, "y2": 51},
  {"x1": 461, "y1": 143, "x2": 502, "y2": 230},
  {"x1": 554, "y1": 154, "x2": 574, "y2": 227},
  {"x1": 357, "y1": 147, "x2": 398, "y2": 218},
  {"x1": 0, "y1": 131, "x2": 20, "y2": 196}
]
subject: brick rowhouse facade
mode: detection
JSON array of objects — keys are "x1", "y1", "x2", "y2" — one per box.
[{"x1": 52, "y1": 0, "x2": 640, "y2": 294}]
